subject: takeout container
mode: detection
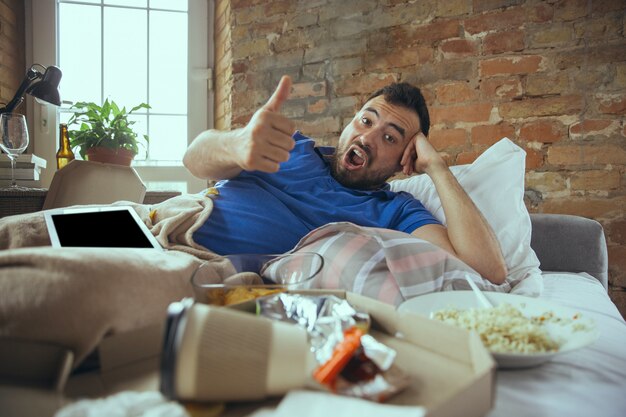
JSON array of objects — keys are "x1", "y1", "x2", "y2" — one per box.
[{"x1": 159, "y1": 290, "x2": 495, "y2": 417}]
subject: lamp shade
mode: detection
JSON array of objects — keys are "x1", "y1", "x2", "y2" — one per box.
[{"x1": 28, "y1": 65, "x2": 62, "y2": 107}]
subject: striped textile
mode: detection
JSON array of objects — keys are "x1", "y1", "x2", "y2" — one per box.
[{"x1": 290, "y1": 222, "x2": 510, "y2": 307}]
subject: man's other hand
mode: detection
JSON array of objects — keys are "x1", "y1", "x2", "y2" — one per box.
[
  {"x1": 234, "y1": 75, "x2": 296, "y2": 173},
  {"x1": 409, "y1": 132, "x2": 446, "y2": 176}
]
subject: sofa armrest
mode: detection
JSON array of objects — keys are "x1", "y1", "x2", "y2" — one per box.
[{"x1": 530, "y1": 213, "x2": 608, "y2": 289}]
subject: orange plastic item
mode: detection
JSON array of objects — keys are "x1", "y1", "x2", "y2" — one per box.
[{"x1": 313, "y1": 327, "x2": 364, "y2": 386}]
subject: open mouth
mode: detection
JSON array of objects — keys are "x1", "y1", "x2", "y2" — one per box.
[{"x1": 343, "y1": 144, "x2": 368, "y2": 171}]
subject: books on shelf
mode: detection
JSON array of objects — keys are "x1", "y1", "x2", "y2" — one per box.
[
  {"x1": 0, "y1": 153, "x2": 47, "y2": 182},
  {"x1": 0, "y1": 167, "x2": 41, "y2": 180},
  {"x1": 0, "y1": 179, "x2": 43, "y2": 188},
  {"x1": 0, "y1": 153, "x2": 47, "y2": 169}
]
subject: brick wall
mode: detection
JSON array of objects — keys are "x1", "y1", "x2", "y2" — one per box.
[
  {"x1": 0, "y1": 0, "x2": 25, "y2": 113},
  {"x1": 216, "y1": 0, "x2": 626, "y2": 313}
]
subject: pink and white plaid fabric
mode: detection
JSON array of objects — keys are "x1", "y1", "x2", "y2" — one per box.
[{"x1": 290, "y1": 222, "x2": 510, "y2": 306}]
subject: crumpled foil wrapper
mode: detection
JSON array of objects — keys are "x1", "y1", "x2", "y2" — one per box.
[{"x1": 257, "y1": 293, "x2": 410, "y2": 401}]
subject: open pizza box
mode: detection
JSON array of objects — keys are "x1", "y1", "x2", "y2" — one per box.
[
  {"x1": 64, "y1": 290, "x2": 495, "y2": 417},
  {"x1": 43, "y1": 160, "x2": 146, "y2": 210}
]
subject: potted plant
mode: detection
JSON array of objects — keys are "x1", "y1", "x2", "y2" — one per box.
[{"x1": 67, "y1": 99, "x2": 150, "y2": 166}]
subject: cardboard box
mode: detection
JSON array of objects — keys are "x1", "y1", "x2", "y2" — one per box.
[
  {"x1": 226, "y1": 290, "x2": 495, "y2": 417},
  {"x1": 63, "y1": 291, "x2": 495, "y2": 417},
  {"x1": 43, "y1": 160, "x2": 146, "y2": 210}
]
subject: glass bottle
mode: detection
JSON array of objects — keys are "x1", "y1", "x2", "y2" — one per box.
[{"x1": 56, "y1": 123, "x2": 75, "y2": 170}]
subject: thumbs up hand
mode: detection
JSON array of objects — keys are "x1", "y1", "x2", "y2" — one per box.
[{"x1": 234, "y1": 75, "x2": 296, "y2": 173}]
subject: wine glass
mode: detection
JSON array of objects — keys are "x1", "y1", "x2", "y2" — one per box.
[{"x1": 0, "y1": 113, "x2": 30, "y2": 190}]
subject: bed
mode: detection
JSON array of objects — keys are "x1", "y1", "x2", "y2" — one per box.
[{"x1": 1, "y1": 139, "x2": 625, "y2": 416}]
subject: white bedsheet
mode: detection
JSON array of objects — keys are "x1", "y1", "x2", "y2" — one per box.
[{"x1": 489, "y1": 272, "x2": 626, "y2": 417}]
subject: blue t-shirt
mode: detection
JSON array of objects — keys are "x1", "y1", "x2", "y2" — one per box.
[{"x1": 193, "y1": 132, "x2": 440, "y2": 254}]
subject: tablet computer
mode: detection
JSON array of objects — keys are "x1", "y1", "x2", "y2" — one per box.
[{"x1": 44, "y1": 206, "x2": 162, "y2": 250}]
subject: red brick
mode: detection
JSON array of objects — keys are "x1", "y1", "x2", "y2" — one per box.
[
  {"x1": 296, "y1": 117, "x2": 342, "y2": 136},
  {"x1": 554, "y1": 0, "x2": 588, "y2": 21},
  {"x1": 334, "y1": 74, "x2": 397, "y2": 96},
  {"x1": 541, "y1": 197, "x2": 625, "y2": 219},
  {"x1": 480, "y1": 77, "x2": 522, "y2": 100},
  {"x1": 307, "y1": 99, "x2": 328, "y2": 114},
  {"x1": 472, "y1": 0, "x2": 524, "y2": 13},
  {"x1": 592, "y1": 0, "x2": 626, "y2": 14},
  {"x1": 526, "y1": 73, "x2": 570, "y2": 97},
  {"x1": 525, "y1": 148, "x2": 545, "y2": 170},
  {"x1": 232, "y1": 60, "x2": 248, "y2": 74},
  {"x1": 525, "y1": 171, "x2": 567, "y2": 193},
  {"x1": 547, "y1": 144, "x2": 626, "y2": 166},
  {"x1": 570, "y1": 170, "x2": 621, "y2": 191},
  {"x1": 290, "y1": 81, "x2": 327, "y2": 99},
  {"x1": 499, "y1": 95, "x2": 584, "y2": 118},
  {"x1": 231, "y1": 0, "x2": 269, "y2": 9},
  {"x1": 556, "y1": 44, "x2": 624, "y2": 70},
  {"x1": 528, "y1": 25, "x2": 573, "y2": 48},
  {"x1": 429, "y1": 128, "x2": 467, "y2": 150},
  {"x1": 483, "y1": 30, "x2": 525, "y2": 55},
  {"x1": 465, "y1": 7, "x2": 526, "y2": 34},
  {"x1": 607, "y1": 219, "x2": 626, "y2": 245},
  {"x1": 569, "y1": 119, "x2": 619, "y2": 138},
  {"x1": 471, "y1": 123, "x2": 516, "y2": 145},
  {"x1": 596, "y1": 94, "x2": 626, "y2": 115},
  {"x1": 529, "y1": 3, "x2": 554, "y2": 23},
  {"x1": 435, "y1": 82, "x2": 477, "y2": 104},
  {"x1": 480, "y1": 55, "x2": 544, "y2": 77},
  {"x1": 456, "y1": 150, "x2": 482, "y2": 165},
  {"x1": 440, "y1": 39, "x2": 478, "y2": 58},
  {"x1": 437, "y1": 0, "x2": 471, "y2": 17},
  {"x1": 412, "y1": 20, "x2": 461, "y2": 43},
  {"x1": 430, "y1": 103, "x2": 493, "y2": 125},
  {"x1": 368, "y1": 47, "x2": 432, "y2": 71},
  {"x1": 608, "y1": 246, "x2": 626, "y2": 289},
  {"x1": 519, "y1": 120, "x2": 566, "y2": 143}
]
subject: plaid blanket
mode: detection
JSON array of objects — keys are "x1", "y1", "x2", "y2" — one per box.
[{"x1": 292, "y1": 222, "x2": 510, "y2": 306}]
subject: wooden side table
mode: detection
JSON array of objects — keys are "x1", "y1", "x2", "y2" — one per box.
[{"x1": 0, "y1": 189, "x2": 182, "y2": 218}]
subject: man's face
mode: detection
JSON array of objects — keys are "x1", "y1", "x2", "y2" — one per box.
[{"x1": 330, "y1": 95, "x2": 421, "y2": 190}]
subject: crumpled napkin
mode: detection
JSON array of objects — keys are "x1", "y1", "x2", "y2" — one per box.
[
  {"x1": 248, "y1": 390, "x2": 426, "y2": 417},
  {"x1": 54, "y1": 391, "x2": 188, "y2": 417}
]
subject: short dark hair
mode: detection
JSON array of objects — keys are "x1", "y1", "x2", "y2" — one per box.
[{"x1": 367, "y1": 83, "x2": 430, "y2": 136}]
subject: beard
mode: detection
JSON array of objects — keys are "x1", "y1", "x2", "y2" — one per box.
[{"x1": 328, "y1": 144, "x2": 398, "y2": 190}]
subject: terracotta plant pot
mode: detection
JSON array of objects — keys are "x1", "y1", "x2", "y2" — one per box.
[{"x1": 85, "y1": 147, "x2": 135, "y2": 166}]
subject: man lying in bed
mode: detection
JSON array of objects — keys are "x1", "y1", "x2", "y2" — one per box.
[{"x1": 183, "y1": 75, "x2": 507, "y2": 284}]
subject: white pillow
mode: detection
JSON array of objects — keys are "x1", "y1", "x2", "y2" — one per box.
[{"x1": 389, "y1": 138, "x2": 543, "y2": 296}]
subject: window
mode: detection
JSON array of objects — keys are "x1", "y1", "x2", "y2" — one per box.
[{"x1": 26, "y1": 0, "x2": 212, "y2": 193}]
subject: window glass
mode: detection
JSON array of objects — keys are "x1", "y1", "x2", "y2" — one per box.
[
  {"x1": 58, "y1": 3, "x2": 101, "y2": 104},
  {"x1": 148, "y1": 115, "x2": 187, "y2": 161},
  {"x1": 149, "y1": 10, "x2": 187, "y2": 113},
  {"x1": 57, "y1": 0, "x2": 190, "y2": 163},
  {"x1": 104, "y1": 0, "x2": 147, "y2": 7},
  {"x1": 150, "y1": 0, "x2": 188, "y2": 11},
  {"x1": 103, "y1": 7, "x2": 148, "y2": 109},
  {"x1": 128, "y1": 114, "x2": 148, "y2": 159}
]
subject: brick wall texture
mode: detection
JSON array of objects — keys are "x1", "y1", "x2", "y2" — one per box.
[
  {"x1": 215, "y1": 0, "x2": 626, "y2": 317},
  {"x1": 0, "y1": 0, "x2": 25, "y2": 113}
]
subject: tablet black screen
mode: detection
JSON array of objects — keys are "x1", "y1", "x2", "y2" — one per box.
[{"x1": 50, "y1": 210, "x2": 155, "y2": 248}]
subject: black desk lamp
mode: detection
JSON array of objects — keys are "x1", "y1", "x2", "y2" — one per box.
[{"x1": 0, "y1": 64, "x2": 62, "y2": 114}]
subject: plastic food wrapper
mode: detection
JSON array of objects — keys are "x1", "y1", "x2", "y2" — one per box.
[{"x1": 257, "y1": 294, "x2": 411, "y2": 402}]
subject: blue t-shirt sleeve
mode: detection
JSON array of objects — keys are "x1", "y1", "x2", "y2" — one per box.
[{"x1": 391, "y1": 191, "x2": 442, "y2": 234}]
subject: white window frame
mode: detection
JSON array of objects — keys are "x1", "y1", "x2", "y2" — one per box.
[{"x1": 25, "y1": 0, "x2": 212, "y2": 193}]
